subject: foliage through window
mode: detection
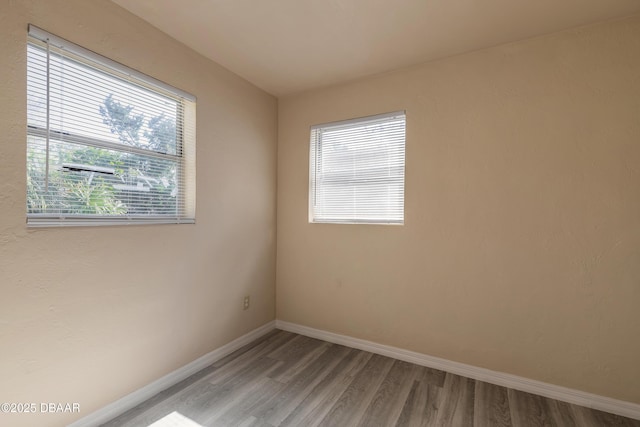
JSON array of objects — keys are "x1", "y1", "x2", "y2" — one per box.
[
  {"x1": 26, "y1": 26, "x2": 196, "y2": 226},
  {"x1": 309, "y1": 112, "x2": 406, "y2": 224}
]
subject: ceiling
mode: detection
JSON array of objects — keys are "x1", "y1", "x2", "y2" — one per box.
[{"x1": 111, "y1": 0, "x2": 640, "y2": 96}]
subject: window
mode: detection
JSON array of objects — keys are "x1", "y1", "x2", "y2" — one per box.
[
  {"x1": 309, "y1": 111, "x2": 406, "y2": 224},
  {"x1": 26, "y1": 25, "x2": 196, "y2": 227}
]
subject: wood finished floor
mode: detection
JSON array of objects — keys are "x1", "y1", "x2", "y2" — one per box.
[{"x1": 102, "y1": 330, "x2": 640, "y2": 427}]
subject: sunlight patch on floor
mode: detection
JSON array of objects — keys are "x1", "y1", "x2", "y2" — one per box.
[{"x1": 147, "y1": 411, "x2": 204, "y2": 427}]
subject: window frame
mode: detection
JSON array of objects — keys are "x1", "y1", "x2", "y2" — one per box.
[
  {"x1": 26, "y1": 25, "x2": 196, "y2": 228},
  {"x1": 309, "y1": 111, "x2": 406, "y2": 225}
]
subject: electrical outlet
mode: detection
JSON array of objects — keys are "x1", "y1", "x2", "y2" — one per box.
[{"x1": 243, "y1": 295, "x2": 250, "y2": 310}]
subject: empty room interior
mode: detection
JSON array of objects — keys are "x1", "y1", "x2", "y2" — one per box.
[{"x1": 1, "y1": 0, "x2": 640, "y2": 426}]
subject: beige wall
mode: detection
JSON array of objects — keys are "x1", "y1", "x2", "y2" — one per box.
[
  {"x1": 0, "y1": 1, "x2": 277, "y2": 426},
  {"x1": 277, "y1": 15, "x2": 640, "y2": 404}
]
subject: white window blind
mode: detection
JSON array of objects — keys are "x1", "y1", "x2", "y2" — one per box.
[
  {"x1": 26, "y1": 25, "x2": 196, "y2": 227},
  {"x1": 309, "y1": 111, "x2": 406, "y2": 224}
]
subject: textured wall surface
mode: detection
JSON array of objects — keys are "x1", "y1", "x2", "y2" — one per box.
[
  {"x1": 0, "y1": 1, "x2": 277, "y2": 426},
  {"x1": 277, "y1": 16, "x2": 640, "y2": 404}
]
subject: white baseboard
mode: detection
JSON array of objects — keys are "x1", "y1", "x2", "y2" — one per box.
[
  {"x1": 275, "y1": 320, "x2": 640, "y2": 421},
  {"x1": 68, "y1": 321, "x2": 276, "y2": 427}
]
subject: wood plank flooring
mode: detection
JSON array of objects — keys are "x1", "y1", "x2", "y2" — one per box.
[{"x1": 102, "y1": 330, "x2": 640, "y2": 427}]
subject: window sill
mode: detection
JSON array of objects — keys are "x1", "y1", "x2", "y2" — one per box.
[{"x1": 27, "y1": 216, "x2": 195, "y2": 228}]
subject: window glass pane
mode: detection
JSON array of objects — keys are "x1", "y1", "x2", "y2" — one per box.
[{"x1": 27, "y1": 136, "x2": 179, "y2": 216}]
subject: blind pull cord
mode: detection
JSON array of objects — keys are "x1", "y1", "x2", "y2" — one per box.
[{"x1": 45, "y1": 38, "x2": 50, "y2": 192}]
